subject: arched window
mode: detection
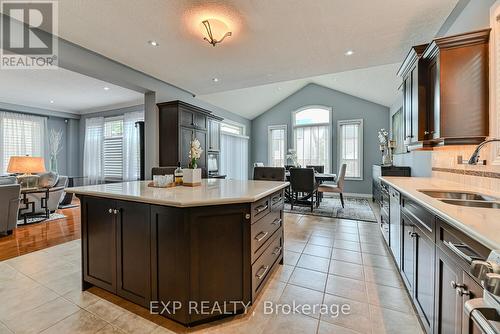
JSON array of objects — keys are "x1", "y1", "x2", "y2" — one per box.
[{"x1": 292, "y1": 106, "x2": 331, "y2": 172}]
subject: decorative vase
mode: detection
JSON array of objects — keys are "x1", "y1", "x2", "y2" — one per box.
[
  {"x1": 382, "y1": 149, "x2": 392, "y2": 166},
  {"x1": 49, "y1": 155, "x2": 58, "y2": 173},
  {"x1": 182, "y1": 168, "x2": 202, "y2": 187}
]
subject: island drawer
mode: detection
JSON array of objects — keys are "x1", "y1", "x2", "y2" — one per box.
[
  {"x1": 251, "y1": 210, "x2": 282, "y2": 262},
  {"x1": 251, "y1": 196, "x2": 271, "y2": 223},
  {"x1": 270, "y1": 190, "x2": 285, "y2": 211},
  {"x1": 252, "y1": 229, "x2": 283, "y2": 299}
]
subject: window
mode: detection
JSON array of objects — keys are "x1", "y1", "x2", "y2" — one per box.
[
  {"x1": 0, "y1": 112, "x2": 46, "y2": 173},
  {"x1": 220, "y1": 121, "x2": 249, "y2": 180},
  {"x1": 268, "y1": 125, "x2": 287, "y2": 167},
  {"x1": 83, "y1": 112, "x2": 143, "y2": 184},
  {"x1": 103, "y1": 117, "x2": 124, "y2": 180},
  {"x1": 293, "y1": 106, "x2": 331, "y2": 172},
  {"x1": 338, "y1": 119, "x2": 363, "y2": 180},
  {"x1": 221, "y1": 121, "x2": 245, "y2": 136}
]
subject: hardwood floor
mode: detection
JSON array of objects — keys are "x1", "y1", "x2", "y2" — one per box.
[{"x1": 0, "y1": 202, "x2": 81, "y2": 261}]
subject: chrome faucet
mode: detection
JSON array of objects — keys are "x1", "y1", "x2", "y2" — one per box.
[{"x1": 468, "y1": 139, "x2": 500, "y2": 165}]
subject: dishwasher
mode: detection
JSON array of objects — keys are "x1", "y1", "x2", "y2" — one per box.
[{"x1": 389, "y1": 188, "x2": 401, "y2": 268}]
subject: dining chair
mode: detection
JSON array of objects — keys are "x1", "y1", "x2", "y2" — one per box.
[
  {"x1": 253, "y1": 167, "x2": 286, "y2": 181},
  {"x1": 289, "y1": 167, "x2": 318, "y2": 212},
  {"x1": 318, "y1": 164, "x2": 347, "y2": 208},
  {"x1": 253, "y1": 162, "x2": 265, "y2": 167},
  {"x1": 284, "y1": 165, "x2": 295, "y2": 171},
  {"x1": 306, "y1": 165, "x2": 324, "y2": 173}
]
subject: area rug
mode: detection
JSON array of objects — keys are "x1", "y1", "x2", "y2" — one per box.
[
  {"x1": 17, "y1": 213, "x2": 67, "y2": 225},
  {"x1": 284, "y1": 196, "x2": 377, "y2": 222}
]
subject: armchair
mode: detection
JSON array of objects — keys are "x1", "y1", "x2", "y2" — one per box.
[
  {"x1": 0, "y1": 177, "x2": 21, "y2": 235},
  {"x1": 19, "y1": 176, "x2": 68, "y2": 223}
]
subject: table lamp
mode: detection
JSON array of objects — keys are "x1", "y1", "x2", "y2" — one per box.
[{"x1": 7, "y1": 156, "x2": 46, "y2": 188}]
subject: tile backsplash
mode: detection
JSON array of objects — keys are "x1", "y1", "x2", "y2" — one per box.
[{"x1": 431, "y1": 145, "x2": 500, "y2": 192}]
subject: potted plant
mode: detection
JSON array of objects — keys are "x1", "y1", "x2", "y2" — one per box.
[{"x1": 183, "y1": 138, "x2": 203, "y2": 186}]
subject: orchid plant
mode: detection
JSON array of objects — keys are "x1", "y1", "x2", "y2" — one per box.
[{"x1": 188, "y1": 138, "x2": 203, "y2": 169}]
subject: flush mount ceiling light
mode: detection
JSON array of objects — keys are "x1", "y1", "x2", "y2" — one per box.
[
  {"x1": 103, "y1": 86, "x2": 110, "y2": 91},
  {"x1": 148, "y1": 40, "x2": 159, "y2": 47},
  {"x1": 344, "y1": 50, "x2": 355, "y2": 56},
  {"x1": 50, "y1": 100, "x2": 54, "y2": 104},
  {"x1": 202, "y1": 19, "x2": 232, "y2": 47},
  {"x1": 212, "y1": 77, "x2": 219, "y2": 82}
]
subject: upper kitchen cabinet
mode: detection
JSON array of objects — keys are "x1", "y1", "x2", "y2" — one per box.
[
  {"x1": 157, "y1": 101, "x2": 223, "y2": 177},
  {"x1": 397, "y1": 44, "x2": 429, "y2": 150},
  {"x1": 423, "y1": 29, "x2": 490, "y2": 146}
]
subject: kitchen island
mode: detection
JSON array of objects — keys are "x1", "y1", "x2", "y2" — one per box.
[{"x1": 66, "y1": 179, "x2": 288, "y2": 326}]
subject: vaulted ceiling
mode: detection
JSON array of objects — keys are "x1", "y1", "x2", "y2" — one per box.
[{"x1": 54, "y1": 0, "x2": 457, "y2": 97}]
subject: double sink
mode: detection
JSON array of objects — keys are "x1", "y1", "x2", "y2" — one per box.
[{"x1": 419, "y1": 190, "x2": 500, "y2": 209}]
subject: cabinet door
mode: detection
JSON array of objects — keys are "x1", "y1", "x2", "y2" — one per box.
[
  {"x1": 435, "y1": 248, "x2": 462, "y2": 334},
  {"x1": 414, "y1": 226, "x2": 435, "y2": 332},
  {"x1": 429, "y1": 59, "x2": 440, "y2": 140},
  {"x1": 180, "y1": 110, "x2": 194, "y2": 128},
  {"x1": 194, "y1": 130, "x2": 207, "y2": 172},
  {"x1": 81, "y1": 196, "x2": 117, "y2": 292},
  {"x1": 389, "y1": 190, "x2": 401, "y2": 268},
  {"x1": 404, "y1": 75, "x2": 413, "y2": 144},
  {"x1": 116, "y1": 200, "x2": 151, "y2": 307},
  {"x1": 411, "y1": 67, "x2": 419, "y2": 141},
  {"x1": 208, "y1": 120, "x2": 220, "y2": 151},
  {"x1": 401, "y1": 214, "x2": 415, "y2": 293},
  {"x1": 194, "y1": 113, "x2": 207, "y2": 130},
  {"x1": 180, "y1": 127, "x2": 194, "y2": 168}
]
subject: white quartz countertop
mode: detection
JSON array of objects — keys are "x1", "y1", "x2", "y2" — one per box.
[
  {"x1": 66, "y1": 179, "x2": 289, "y2": 208},
  {"x1": 380, "y1": 177, "x2": 500, "y2": 250}
]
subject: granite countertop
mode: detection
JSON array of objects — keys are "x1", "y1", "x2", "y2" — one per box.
[
  {"x1": 65, "y1": 179, "x2": 289, "y2": 208},
  {"x1": 380, "y1": 177, "x2": 500, "y2": 250}
]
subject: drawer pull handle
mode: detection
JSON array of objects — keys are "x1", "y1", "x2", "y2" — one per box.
[
  {"x1": 271, "y1": 218, "x2": 282, "y2": 226},
  {"x1": 256, "y1": 265, "x2": 270, "y2": 280},
  {"x1": 255, "y1": 204, "x2": 268, "y2": 213},
  {"x1": 272, "y1": 246, "x2": 282, "y2": 255},
  {"x1": 108, "y1": 208, "x2": 113, "y2": 214},
  {"x1": 444, "y1": 241, "x2": 482, "y2": 264},
  {"x1": 450, "y1": 280, "x2": 465, "y2": 290},
  {"x1": 255, "y1": 231, "x2": 269, "y2": 242},
  {"x1": 272, "y1": 197, "x2": 282, "y2": 204}
]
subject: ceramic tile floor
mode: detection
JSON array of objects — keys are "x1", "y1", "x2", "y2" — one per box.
[{"x1": 0, "y1": 213, "x2": 423, "y2": 334}]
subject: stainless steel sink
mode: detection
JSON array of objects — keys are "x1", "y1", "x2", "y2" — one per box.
[
  {"x1": 419, "y1": 190, "x2": 497, "y2": 201},
  {"x1": 440, "y1": 199, "x2": 500, "y2": 209}
]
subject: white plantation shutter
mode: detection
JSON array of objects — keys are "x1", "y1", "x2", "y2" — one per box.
[
  {"x1": 268, "y1": 125, "x2": 287, "y2": 167},
  {"x1": 338, "y1": 119, "x2": 363, "y2": 179},
  {"x1": 0, "y1": 111, "x2": 47, "y2": 174},
  {"x1": 103, "y1": 118, "x2": 124, "y2": 180}
]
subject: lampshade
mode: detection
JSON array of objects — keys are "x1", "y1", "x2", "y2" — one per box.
[{"x1": 7, "y1": 156, "x2": 46, "y2": 174}]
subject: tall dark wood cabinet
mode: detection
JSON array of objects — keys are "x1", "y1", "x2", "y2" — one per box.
[
  {"x1": 423, "y1": 29, "x2": 490, "y2": 145},
  {"x1": 397, "y1": 44, "x2": 429, "y2": 149},
  {"x1": 157, "y1": 101, "x2": 223, "y2": 177}
]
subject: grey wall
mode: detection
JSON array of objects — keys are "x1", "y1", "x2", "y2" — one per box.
[
  {"x1": 0, "y1": 104, "x2": 80, "y2": 176},
  {"x1": 251, "y1": 83, "x2": 390, "y2": 194}
]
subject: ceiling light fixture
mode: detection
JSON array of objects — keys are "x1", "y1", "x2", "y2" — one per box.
[
  {"x1": 103, "y1": 86, "x2": 110, "y2": 91},
  {"x1": 344, "y1": 50, "x2": 354, "y2": 56},
  {"x1": 148, "y1": 40, "x2": 159, "y2": 47},
  {"x1": 50, "y1": 100, "x2": 54, "y2": 104},
  {"x1": 212, "y1": 77, "x2": 219, "y2": 82},
  {"x1": 202, "y1": 20, "x2": 231, "y2": 47}
]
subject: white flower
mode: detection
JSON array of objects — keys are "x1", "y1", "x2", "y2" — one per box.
[{"x1": 188, "y1": 138, "x2": 203, "y2": 160}]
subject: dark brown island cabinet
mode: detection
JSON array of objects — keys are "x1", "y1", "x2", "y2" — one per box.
[
  {"x1": 157, "y1": 101, "x2": 224, "y2": 178},
  {"x1": 378, "y1": 180, "x2": 491, "y2": 334},
  {"x1": 77, "y1": 187, "x2": 286, "y2": 326},
  {"x1": 398, "y1": 29, "x2": 490, "y2": 150}
]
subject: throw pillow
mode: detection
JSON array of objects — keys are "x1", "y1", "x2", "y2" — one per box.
[{"x1": 38, "y1": 172, "x2": 59, "y2": 188}]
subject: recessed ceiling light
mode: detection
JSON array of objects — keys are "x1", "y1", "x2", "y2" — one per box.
[
  {"x1": 344, "y1": 50, "x2": 354, "y2": 56},
  {"x1": 50, "y1": 100, "x2": 54, "y2": 104},
  {"x1": 103, "y1": 86, "x2": 110, "y2": 91},
  {"x1": 212, "y1": 77, "x2": 219, "y2": 82},
  {"x1": 148, "y1": 40, "x2": 159, "y2": 47}
]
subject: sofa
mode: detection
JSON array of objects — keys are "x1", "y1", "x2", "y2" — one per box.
[{"x1": 0, "y1": 176, "x2": 21, "y2": 235}]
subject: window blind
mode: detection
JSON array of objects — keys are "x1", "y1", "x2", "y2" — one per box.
[{"x1": 338, "y1": 120, "x2": 363, "y2": 179}]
